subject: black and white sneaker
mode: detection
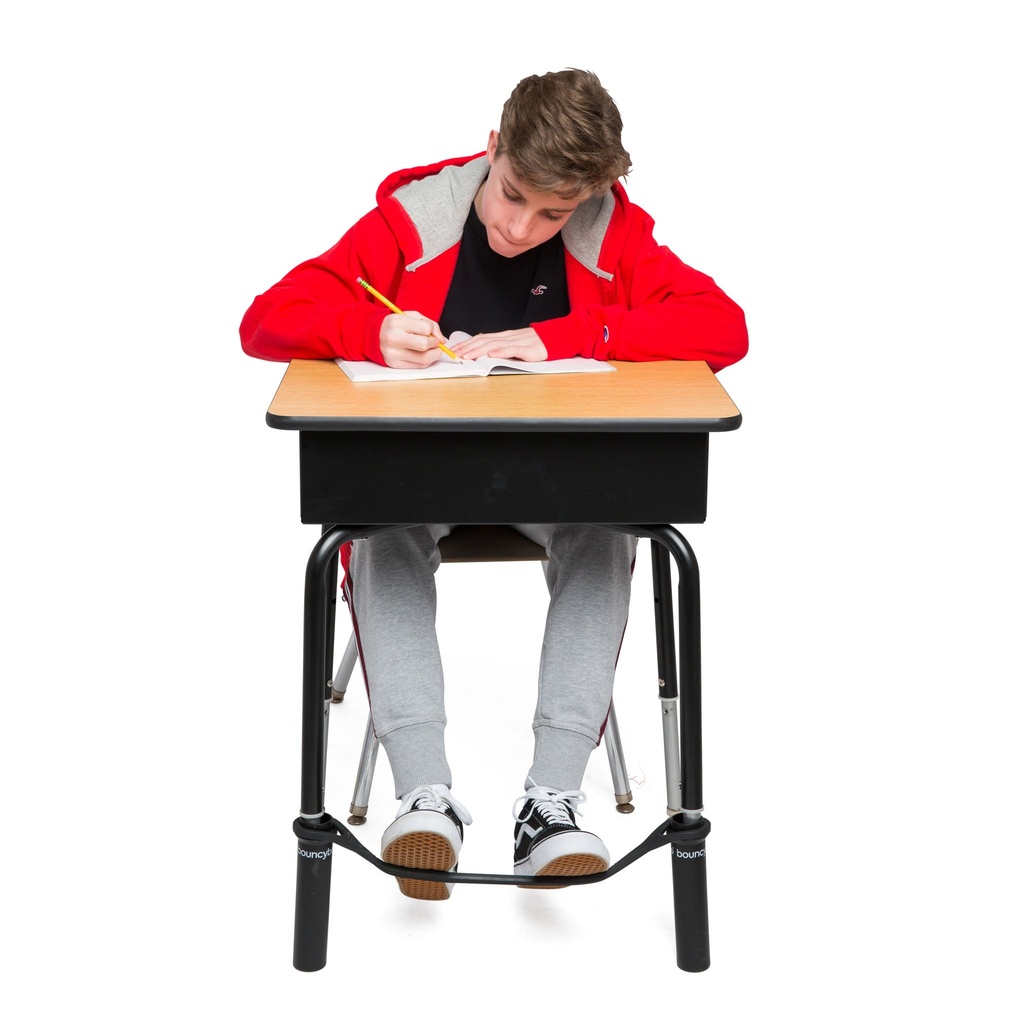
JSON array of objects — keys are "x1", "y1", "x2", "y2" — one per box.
[
  {"x1": 513, "y1": 782, "x2": 610, "y2": 884},
  {"x1": 381, "y1": 784, "x2": 473, "y2": 901}
]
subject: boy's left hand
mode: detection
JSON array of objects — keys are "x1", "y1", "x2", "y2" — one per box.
[{"x1": 450, "y1": 327, "x2": 547, "y2": 362}]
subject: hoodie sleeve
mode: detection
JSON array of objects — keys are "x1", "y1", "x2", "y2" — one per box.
[
  {"x1": 532, "y1": 206, "x2": 748, "y2": 372},
  {"x1": 239, "y1": 209, "x2": 401, "y2": 364}
]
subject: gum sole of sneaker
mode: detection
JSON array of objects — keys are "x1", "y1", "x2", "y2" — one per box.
[
  {"x1": 382, "y1": 831, "x2": 457, "y2": 901},
  {"x1": 519, "y1": 852, "x2": 609, "y2": 889}
]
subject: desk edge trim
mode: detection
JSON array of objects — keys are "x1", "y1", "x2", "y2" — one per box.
[{"x1": 265, "y1": 412, "x2": 742, "y2": 432}]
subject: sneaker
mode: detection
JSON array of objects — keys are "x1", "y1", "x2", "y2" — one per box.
[
  {"x1": 381, "y1": 784, "x2": 472, "y2": 901},
  {"x1": 513, "y1": 782, "x2": 609, "y2": 885}
]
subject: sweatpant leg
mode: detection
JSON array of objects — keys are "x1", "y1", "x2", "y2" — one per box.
[
  {"x1": 346, "y1": 525, "x2": 453, "y2": 798},
  {"x1": 512, "y1": 524, "x2": 638, "y2": 792}
]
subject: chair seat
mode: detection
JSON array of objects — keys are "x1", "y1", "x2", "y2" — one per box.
[{"x1": 437, "y1": 525, "x2": 548, "y2": 563}]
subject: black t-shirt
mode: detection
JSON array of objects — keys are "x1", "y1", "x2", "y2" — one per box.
[{"x1": 438, "y1": 199, "x2": 570, "y2": 337}]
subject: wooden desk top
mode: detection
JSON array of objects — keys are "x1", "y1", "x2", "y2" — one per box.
[{"x1": 267, "y1": 359, "x2": 742, "y2": 433}]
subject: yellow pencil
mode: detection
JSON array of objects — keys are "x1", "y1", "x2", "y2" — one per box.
[{"x1": 356, "y1": 277, "x2": 460, "y2": 361}]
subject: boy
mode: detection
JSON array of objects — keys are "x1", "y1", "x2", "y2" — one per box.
[{"x1": 241, "y1": 69, "x2": 747, "y2": 899}]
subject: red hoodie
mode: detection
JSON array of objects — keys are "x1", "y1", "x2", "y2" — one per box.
[{"x1": 240, "y1": 154, "x2": 747, "y2": 371}]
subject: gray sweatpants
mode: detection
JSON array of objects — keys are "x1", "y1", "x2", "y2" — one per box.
[{"x1": 346, "y1": 524, "x2": 637, "y2": 798}]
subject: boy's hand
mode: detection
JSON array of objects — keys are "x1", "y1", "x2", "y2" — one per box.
[
  {"x1": 450, "y1": 327, "x2": 547, "y2": 362},
  {"x1": 379, "y1": 312, "x2": 448, "y2": 368}
]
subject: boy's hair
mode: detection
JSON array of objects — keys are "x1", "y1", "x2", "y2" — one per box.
[{"x1": 496, "y1": 69, "x2": 631, "y2": 200}]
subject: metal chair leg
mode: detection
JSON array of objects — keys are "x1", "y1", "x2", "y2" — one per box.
[
  {"x1": 603, "y1": 702, "x2": 634, "y2": 812},
  {"x1": 333, "y1": 628, "x2": 379, "y2": 824},
  {"x1": 347, "y1": 714, "x2": 380, "y2": 825},
  {"x1": 330, "y1": 634, "x2": 359, "y2": 703}
]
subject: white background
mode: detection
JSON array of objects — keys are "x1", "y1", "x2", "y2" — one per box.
[{"x1": 3, "y1": 1, "x2": 1021, "y2": 1019}]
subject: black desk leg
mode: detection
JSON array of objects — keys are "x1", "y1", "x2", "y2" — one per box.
[
  {"x1": 647, "y1": 527, "x2": 711, "y2": 973},
  {"x1": 292, "y1": 525, "x2": 398, "y2": 971},
  {"x1": 292, "y1": 524, "x2": 356, "y2": 972}
]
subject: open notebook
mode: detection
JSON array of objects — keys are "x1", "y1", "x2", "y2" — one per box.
[{"x1": 335, "y1": 332, "x2": 614, "y2": 383}]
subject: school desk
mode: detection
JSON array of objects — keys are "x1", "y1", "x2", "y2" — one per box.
[{"x1": 264, "y1": 358, "x2": 742, "y2": 973}]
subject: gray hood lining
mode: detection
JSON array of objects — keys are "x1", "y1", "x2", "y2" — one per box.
[{"x1": 392, "y1": 156, "x2": 615, "y2": 280}]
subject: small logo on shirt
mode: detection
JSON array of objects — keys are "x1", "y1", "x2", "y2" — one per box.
[{"x1": 531, "y1": 284, "x2": 548, "y2": 296}]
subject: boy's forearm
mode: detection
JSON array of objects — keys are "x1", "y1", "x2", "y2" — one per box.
[
  {"x1": 239, "y1": 217, "x2": 396, "y2": 364},
  {"x1": 534, "y1": 266, "x2": 747, "y2": 370}
]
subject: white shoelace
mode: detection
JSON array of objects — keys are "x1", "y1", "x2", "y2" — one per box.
[
  {"x1": 397, "y1": 783, "x2": 473, "y2": 826},
  {"x1": 513, "y1": 780, "x2": 588, "y2": 824}
]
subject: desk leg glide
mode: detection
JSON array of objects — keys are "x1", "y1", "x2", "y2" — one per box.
[
  {"x1": 293, "y1": 816, "x2": 335, "y2": 972},
  {"x1": 668, "y1": 814, "x2": 712, "y2": 972}
]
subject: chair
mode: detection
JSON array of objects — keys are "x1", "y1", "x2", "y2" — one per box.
[{"x1": 329, "y1": 525, "x2": 642, "y2": 824}]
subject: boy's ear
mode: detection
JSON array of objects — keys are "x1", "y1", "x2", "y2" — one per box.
[{"x1": 486, "y1": 129, "x2": 500, "y2": 163}]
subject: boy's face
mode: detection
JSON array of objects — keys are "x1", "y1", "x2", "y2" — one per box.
[{"x1": 473, "y1": 130, "x2": 581, "y2": 258}]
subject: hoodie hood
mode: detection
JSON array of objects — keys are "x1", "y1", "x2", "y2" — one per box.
[{"x1": 375, "y1": 154, "x2": 622, "y2": 281}]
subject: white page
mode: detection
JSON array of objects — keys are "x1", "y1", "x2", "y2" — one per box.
[{"x1": 335, "y1": 331, "x2": 614, "y2": 383}]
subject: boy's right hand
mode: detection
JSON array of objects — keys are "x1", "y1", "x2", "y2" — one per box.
[{"x1": 379, "y1": 312, "x2": 447, "y2": 369}]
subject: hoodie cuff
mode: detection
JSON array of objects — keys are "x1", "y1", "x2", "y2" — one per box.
[
  {"x1": 351, "y1": 307, "x2": 388, "y2": 363},
  {"x1": 532, "y1": 313, "x2": 606, "y2": 361}
]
